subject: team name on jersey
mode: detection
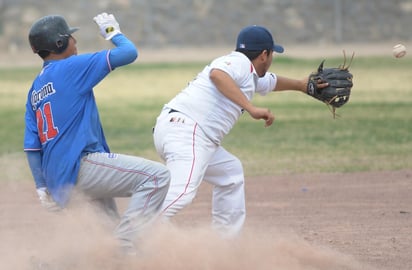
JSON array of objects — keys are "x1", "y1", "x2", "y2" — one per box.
[{"x1": 31, "y1": 82, "x2": 56, "y2": 110}]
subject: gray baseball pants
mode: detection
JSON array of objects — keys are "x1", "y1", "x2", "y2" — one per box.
[{"x1": 75, "y1": 152, "x2": 170, "y2": 250}]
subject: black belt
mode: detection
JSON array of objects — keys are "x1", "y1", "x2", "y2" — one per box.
[{"x1": 168, "y1": 109, "x2": 179, "y2": 114}]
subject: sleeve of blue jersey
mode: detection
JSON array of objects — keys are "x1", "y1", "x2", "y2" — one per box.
[
  {"x1": 109, "y1": 34, "x2": 138, "y2": 69},
  {"x1": 26, "y1": 151, "x2": 46, "y2": 188}
]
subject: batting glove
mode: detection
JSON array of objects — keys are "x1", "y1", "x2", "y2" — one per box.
[
  {"x1": 93, "y1": 12, "x2": 122, "y2": 40},
  {"x1": 36, "y1": 187, "x2": 61, "y2": 212}
]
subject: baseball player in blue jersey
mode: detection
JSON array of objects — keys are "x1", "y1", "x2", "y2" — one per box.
[
  {"x1": 153, "y1": 25, "x2": 328, "y2": 237},
  {"x1": 24, "y1": 13, "x2": 170, "y2": 254}
]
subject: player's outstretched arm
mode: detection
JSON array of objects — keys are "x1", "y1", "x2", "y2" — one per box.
[
  {"x1": 274, "y1": 75, "x2": 328, "y2": 93},
  {"x1": 109, "y1": 35, "x2": 138, "y2": 67}
]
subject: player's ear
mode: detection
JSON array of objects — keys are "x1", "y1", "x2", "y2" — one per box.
[{"x1": 259, "y1": 50, "x2": 270, "y2": 60}]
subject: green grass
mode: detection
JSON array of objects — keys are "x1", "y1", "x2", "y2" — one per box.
[{"x1": 1, "y1": 56, "x2": 411, "y2": 176}]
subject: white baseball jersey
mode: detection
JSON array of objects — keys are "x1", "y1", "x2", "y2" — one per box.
[{"x1": 166, "y1": 51, "x2": 277, "y2": 144}]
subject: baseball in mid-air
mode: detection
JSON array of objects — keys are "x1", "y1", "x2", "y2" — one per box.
[{"x1": 392, "y1": 44, "x2": 407, "y2": 58}]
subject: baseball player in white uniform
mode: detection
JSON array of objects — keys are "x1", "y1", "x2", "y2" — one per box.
[{"x1": 153, "y1": 25, "x2": 328, "y2": 237}]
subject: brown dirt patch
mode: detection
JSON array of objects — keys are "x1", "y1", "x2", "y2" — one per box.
[
  {"x1": 1, "y1": 155, "x2": 411, "y2": 270},
  {"x1": 173, "y1": 170, "x2": 412, "y2": 270}
]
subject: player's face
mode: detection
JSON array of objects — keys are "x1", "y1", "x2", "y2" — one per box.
[
  {"x1": 255, "y1": 50, "x2": 273, "y2": 77},
  {"x1": 263, "y1": 50, "x2": 273, "y2": 72}
]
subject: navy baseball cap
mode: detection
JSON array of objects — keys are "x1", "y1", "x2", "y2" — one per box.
[{"x1": 236, "y1": 25, "x2": 284, "y2": 53}]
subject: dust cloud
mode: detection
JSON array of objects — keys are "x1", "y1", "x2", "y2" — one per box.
[{"x1": 0, "y1": 154, "x2": 363, "y2": 270}]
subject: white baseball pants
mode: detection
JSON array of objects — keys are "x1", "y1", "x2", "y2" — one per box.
[{"x1": 153, "y1": 108, "x2": 246, "y2": 237}]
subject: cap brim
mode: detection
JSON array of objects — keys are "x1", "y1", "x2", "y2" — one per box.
[{"x1": 273, "y1": 44, "x2": 284, "y2": 53}]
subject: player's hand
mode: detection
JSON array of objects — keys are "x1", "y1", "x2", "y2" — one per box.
[
  {"x1": 248, "y1": 107, "x2": 275, "y2": 127},
  {"x1": 301, "y1": 76, "x2": 328, "y2": 94},
  {"x1": 93, "y1": 12, "x2": 122, "y2": 40},
  {"x1": 36, "y1": 187, "x2": 61, "y2": 212}
]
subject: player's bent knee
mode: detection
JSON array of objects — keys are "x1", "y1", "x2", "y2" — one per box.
[{"x1": 226, "y1": 156, "x2": 244, "y2": 175}]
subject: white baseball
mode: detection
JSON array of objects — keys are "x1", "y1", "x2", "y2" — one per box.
[{"x1": 393, "y1": 44, "x2": 406, "y2": 58}]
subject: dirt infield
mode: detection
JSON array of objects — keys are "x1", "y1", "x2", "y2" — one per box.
[
  {"x1": 175, "y1": 170, "x2": 412, "y2": 270},
  {"x1": 1, "y1": 154, "x2": 411, "y2": 270}
]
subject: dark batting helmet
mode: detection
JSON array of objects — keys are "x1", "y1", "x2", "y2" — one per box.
[{"x1": 28, "y1": 15, "x2": 79, "y2": 54}]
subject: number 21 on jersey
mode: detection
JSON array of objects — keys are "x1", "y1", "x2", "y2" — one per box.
[{"x1": 36, "y1": 102, "x2": 59, "y2": 144}]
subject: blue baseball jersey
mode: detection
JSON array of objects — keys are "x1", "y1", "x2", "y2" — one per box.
[{"x1": 24, "y1": 51, "x2": 113, "y2": 206}]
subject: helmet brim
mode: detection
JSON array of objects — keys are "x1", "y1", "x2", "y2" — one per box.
[{"x1": 69, "y1": 27, "x2": 79, "y2": 34}]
